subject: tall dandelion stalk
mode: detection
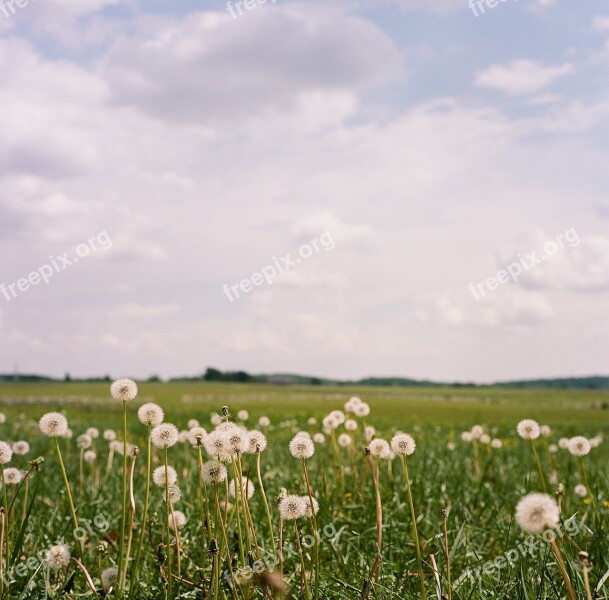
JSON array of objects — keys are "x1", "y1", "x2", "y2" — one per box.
[
  {"x1": 392, "y1": 433, "x2": 426, "y2": 600},
  {"x1": 110, "y1": 377, "x2": 138, "y2": 594},
  {"x1": 517, "y1": 420, "x2": 547, "y2": 492}
]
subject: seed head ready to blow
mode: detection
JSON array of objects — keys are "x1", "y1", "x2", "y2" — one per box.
[
  {"x1": 201, "y1": 460, "x2": 227, "y2": 484},
  {"x1": 169, "y1": 510, "x2": 187, "y2": 531},
  {"x1": 237, "y1": 410, "x2": 249, "y2": 421},
  {"x1": 151, "y1": 423, "x2": 179, "y2": 448},
  {"x1": 138, "y1": 403, "x2": 164, "y2": 427},
  {"x1": 289, "y1": 435, "x2": 315, "y2": 459},
  {"x1": 368, "y1": 438, "x2": 391, "y2": 459},
  {"x1": 103, "y1": 430, "x2": 116, "y2": 441},
  {"x1": 0, "y1": 441, "x2": 13, "y2": 464},
  {"x1": 39, "y1": 412, "x2": 69, "y2": 438},
  {"x1": 167, "y1": 484, "x2": 181, "y2": 504},
  {"x1": 517, "y1": 419, "x2": 541, "y2": 440},
  {"x1": 224, "y1": 425, "x2": 248, "y2": 454},
  {"x1": 574, "y1": 484, "x2": 587, "y2": 497},
  {"x1": 344, "y1": 396, "x2": 362, "y2": 412},
  {"x1": 313, "y1": 433, "x2": 325, "y2": 444},
  {"x1": 354, "y1": 403, "x2": 370, "y2": 418},
  {"x1": 491, "y1": 438, "x2": 503, "y2": 449},
  {"x1": 258, "y1": 416, "x2": 270, "y2": 427},
  {"x1": 86, "y1": 427, "x2": 99, "y2": 439},
  {"x1": 3, "y1": 467, "x2": 22, "y2": 484},
  {"x1": 515, "y1": 492, "x2": 560, "y2": 534},
  {"x1": 568, "y1": 436, "x2": 591, "y2": 457},
  {"x1": 12, "y1": 440, "x2": 29, "y2": 455},
  {"x1": 45, "y1": 545, "x2": 71, "y2": 570},
  {"x1": 204, "y1": 430, "x2": 229, "y2": 458},
  {"x1": 101, "y1": 567, "x2": 118, "y2": 592},
  {"x1": 540, "y1": 425, "x2": 552, "y2": 437},
  {"x1": 470, "y1": 425, "x2": 484, "y2": 439},
  {"x1": 84, "y1": 450, "x2": 96, "y2": 463},
  {"x1": 229, "y1": 476, "x2": 255, "y2": 499},
  {"x1": 188, "y1": 426, "x2": 207, "y2": 447},
  {"x1": 278, "y1": 494, "x2": 306, "y2": 520},
  {"x1": 302, "y1": 496, "x2": 319, "y2": 517},
  {"x1": 345, "y1": 419, "x2": 357, "y2": 431},
  {"x1": 461, "y1": 431, "x2": 473, "y2": 442},
  {"x1": 247, "y1": 430, "x2": 268, "y2": 453},
  {"x1": 153, "y1": 465, "x2": 178, "y2": 487},
  {"x1": 110, "y1": 378, "x2": 138, "y2": 402},
  {"x1": 391, "y1": 433, "x2": 416, "y2": 456},
  {"x1": 187, "y1": 419, "x2": 199, "y2": 429},
  {"x1": 558, "y1": 437, "x2": 570, "y2": 449},
  {"x1": 77, "y1": 434, "x2": 92, "y2": 449},
  {"x1": 337, "y1": 433, "x2": 352, "y2": 448}
]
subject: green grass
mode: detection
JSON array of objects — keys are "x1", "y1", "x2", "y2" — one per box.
[{"x1": 0, "y1": 381, "x2": 608, "y2": 598}]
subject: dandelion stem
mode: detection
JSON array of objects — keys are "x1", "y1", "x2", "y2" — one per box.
[
  {"x1": 294, "y1": 520, "x2": 311, "y2": 600},
  {"x1": 531, "y1": 440, "x2": 548, "y2": 493},
  {"x1": 549, "y1": 538, "x2": 575, "y2": 600},
  {"x1": 366, "y1": 452, "x2": 382, "y2": 588},
  {"x1": 164, "y1": 448, "x2": 173, "y2": 599},
  {"x1": 1, "y1": 466, "x2": 9, "y2": 568},
  {"x1": 117, "y1": 400, "x2": 128, "y2": 594},
  {"x1": 399, "y1": 455, "x2": 426, "y2": 600},
  {"x1": 302, "y1": 458, "x2": 320, "y2": 599},
  {"x1": 442, "y1": 509, "x2": 451, "y2": 600},
  {"x1": 120, "y1": 448, "x2": 137, "y2": 596},
  {"x1": 256, "y1": 452, "x2": 275, "y2": 550},
  {"x1": 53, "y1": 436, "x2": 79, "y2": 534}
]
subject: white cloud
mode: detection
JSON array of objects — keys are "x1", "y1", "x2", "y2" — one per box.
[
  {"x1": 592, "y1": 15, "x2": 609, "y2": 31},
  {"x1": 475, "y1": 60, "x2": 574, "y2": 95},
  {"x1": 114, "y1": 303, "x2": 181, "y2": 318}
]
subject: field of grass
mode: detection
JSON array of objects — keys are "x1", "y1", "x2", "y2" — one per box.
[{"x1": 0, "y1": 381, "x2": 608, "y2": 599}]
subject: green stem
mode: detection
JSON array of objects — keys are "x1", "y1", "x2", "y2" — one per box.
[
  {"x1": 257, "y1": 453, "x2": 275, "y2": 550},
  {"x1": 302, "y1": 459, "x2": 319, "y2": 599},
  {"x1": 118, "y1": 401, "x2": 128, "y2": 594},
  {"x1": 400, "y1": 455, "x2": 426, "y2": 600},
  {"x1": 531, "y1": 440, "x2": 548, "y2": 493},
  {"x1": 53, "y1": 437, "x2": 79, "y2": 532},
  {"x1": 165, "y1": 448, "x2": 173, "y2": 599}
]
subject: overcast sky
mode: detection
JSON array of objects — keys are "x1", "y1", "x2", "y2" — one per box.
[{"x1": 0, "y1": 0, "x2": 608, "y2": 383}]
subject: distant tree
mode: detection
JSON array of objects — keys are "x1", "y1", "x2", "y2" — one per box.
[
  {"x1": 234, "y1": 371, "x2": 252, "y2": 383},
  {"x1": 147, "y1": 375, "x2": 162, "y2": 382},
  {"x1": 64, "y1": 372, "x2": 72, "y2": 382},
  {"x1": 204, "y1": 368, "x2": 224, "y2": 382}
]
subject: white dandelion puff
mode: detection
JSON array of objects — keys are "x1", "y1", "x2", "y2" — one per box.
[
  {"x1": 391, "y1": 433, "x2": 416, "y2": 456},
  {"x1": 3, "y1": 467, "x2": 22, "y2": 484},
  {"x1": 337, "y1": 433, "x2": 352, "y2": 448},
  {"x1": 169, "y1": 510, "x2": 187, "y2": 531},
  {"x1": 201, "y1": 460, "x2": 227, "y2": 484},
  {"x1": 110, "y1": 378, "x2": 138, "y2": 402},
  {"x1": 39, "y1": 412, "x2": 69, "y2": 438},
  {"x1": 312, "y1": 433, "x2": 325, "y2": 444},
  {"x1": 229, "y1": 476, "x2": 255, "y2": 500},
  {"x1": 258, "y1": 416, "x2": 270, "y2": 427},
  {"x1": 515, "y1": 493, "x2": 560, "y2": 535},
  {"x1": 368, "y1": 438, "x2": 390, "y2": 459},
  {"x1": 167, "y1": 484, "x2": 181, "y2": 504},
  {"x1": 246, "y1": 430, "x2": 267, "y2": 453},
  {"x1": 138, "y1": 403, "x2": 164, "y2": 427},
  {"x1": 540, "y1": 425, "x2": 552, "y2": 437},
  {"x1": 491, "y1": 438, "x2": 503, "y2": 449},
  {"x1": 574, "y1": 484, "x2": 587, "y2": 497},
  {"x1": 278, "y1": 495, "x2": 306, "y2": 521},
  {"x1": 237, "y1": 410, "x2": 249, "y2": 421},
  {"x1": 101, "y1": 567, "x2": 118, "y2": 591},
  {"x1": 45, "y1": 545, "x2": 70, "y2": 570},
  {"x1": 0, "y1": 441, "x2": 13, "y2": 464},
  {"x1": 289, "y1": 435, "x2": 315, "y2": 459},
  {"x1": 470, "y1": 425, "x2": 484, "y2": 439},
  {"x1": 187, "y1": 419, "x2": 200, "y2": 429},
  {"x1": 153, "y1": 465, "x2": 178, "y2": 487},
  {"x1": 103, "y1": 430, "x2": 116, "y2": 441},
  {"x1": 77, "y1": 434, "x2": 92, "y2": 449},
  {"x1": 461, "y1": 432, "x2": 472, "y2": 443},
  {"x1": 353, "y1": 403, "x2": 370, "y2": 418},
  {"x1": 517, "y1": 419, "x2": 540, "y2": 440},
  {"x1": 83, "y1": 450, "x2": 97, "y2": 464},
  {"x1": 558, "y1": 437, "x2": 570, "y2": 449},
  {"x1": 302, "y1": 496, "x2": 319, "y2": 517},
  {"x1": 188, "y1": 427, "x2": 207, "y2": 448},
  {"x1": 345, "y1": 419, "x2": 358, "y2": 431},
  {"x1": 568, "y1": 436, "x2": 591, "y2": 457},
  {"x1": 12, "y1": 441, "x2": 29, "y2": 455},
  {"x1": 151, "y1": 423, "x2": 179, "y2": 448}
]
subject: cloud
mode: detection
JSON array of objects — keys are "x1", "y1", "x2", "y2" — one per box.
[
  {"x1": 474, "y1": 60, "x2": 574, "y2": 95},
  {"x1": 114, "y1": 303, "x2": 181, "y2": 318},
  {"x1": 101, "y1": 6, "x2": 403, "y2": 125},
  {"x1": 592, "y1": 15, "x2": 609, "y2": 31}
]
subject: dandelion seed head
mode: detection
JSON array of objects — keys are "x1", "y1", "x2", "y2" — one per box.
[
  {"x1": 201, "y1": 460, "x2": 227, "y2": 484},
  {"x1": 558, "y1": 437, "x2": 570, "y2": 449},
  {"x1": 210, "y1": 413, "x2": 222, "y2": 426},
  {"x1": 77, "y1": 434, "x2": 92, "y2": 449},
  {"x1": 45, "y1": 545, "x2": 70, "y2": 570},
  {"x1": 178, "y1": 430, "x2": 189, "y2": 443},
  {"x1": 187, "y1": 419, "x2": 199, "y2": 429},
  {"x1": 224, "y1": 426, "x2": 248, "y2": 454},
  {"x1": 574, "y1": 484, "x2": 587, "y2": 497},
  {"x1": 137, "y1": 403, "x2": 164, "y2": 427},
  {"x1": 278, "y1": 495, "x2": 306, "y2": 520},
  {"x1": 368, "y1": 438, "x2": 390, "y2": 459},
  {"x1": 39, "y1": 412, "x2": 69, "y2": 438},
  {"x1": 337, "y1": 433, "x2": 352, "y2": 448},
  {"x1": 322, "y1": 415, "x2": 338, "y2": 431},
  {"x1": 470, "y1": 425, "x2": 484, "y2": 439},
  {"x1": 110, "y1": 378, "x2": 138, "y2": 402},
  {"x1": 589, "y1": 435, "x2": 603, "y2": 448},
  {"x1": 3, "y1": 467, "x2": 22, "y2": 484},
  {"x1": 568, "y1": 436, "x2": 591, "y2": 457},
  {"x1": 237, "y1": 410, "x2": 249, "y2": 421},
  {"x1": 460, "y1": 431, "x2": 472, "y2": 443},
  {"x1": 12, "y1": 441, "x2": 29, "y2": 455},
  {"x1": 103, "y1": 429, "x2": 116, "y2": 441},
  {"x1": 151, "y1": 423, "x2": 179, "y2": 448},
  {"x1": 330, "y1": 410, "x2": 346, "y2": 424},
  {"x1": 302, "y1": 496, "x2": 319, "y2": 517},
  {"x1": 101, "y1": 567, "x2": 118, "y2": 591},
  {"x1": 258, "y1": 416, "x2": 270, "y2": 427},
  {"x1": 391, "y1": 433, "x2": 416, "y2": 456},
  {"x1": 345, "y1": 419, "x2": 357, "y2": 431},
  {"x1": 169, "y1": 510, "x2": 187, "y2": 531},
  {"x1": 153, "y1": 465, "x2": 177, "y2": 487},
  {"x1": 491, "y1": 438, "x2": 503, "y2": 449},
  {"x1": 446, "y1": 442, "x2": 456, "y2": 451},
  {"x1": 312, "y1": 433, "x2": 325, "y2": 444},
  {"x1": 289, "y1": 435, "x2": 315, "y2": 459},
  {"x1": 517, "y1": 419, "x2": 540, "y2": 440},
  {"x1": 204, "y1": 430, "x2": 229, "y2": 458},
  {"x1": 85, "y1": 427, "x2": 99, "y2": 439},
  {"x1": 540, "y1": 425, "x2": 552, "y2": 437},
  {"x1": 365, "y1": 425, "x2": 376, "y2": 442},
  {"x1": 0, "y1": 441, "x2": 13, "y2": 465},
  {"x1": 0, "y1": 413, "x2": 5, "y2": 424},
  {"x1": 353, "y1": 403, "x2": 370, "y2": 418},
  {"x1": 548, "y1": 444, "x2": 558, "y2": 453},
  {"x1": 307, "y1": 417, "x2": 317, "y2": 426},
  {"x1": 229, "y1": 476, "x2": 255, "y2": 499},
  {"x1": 479, "y1": 434, "x2": 491, "y2": 445},
  {"x1": 246, "y1": 430, "x2": 267, "y2": 453},
  {"x1": 188, "y1": 426, "x2": 207, "y2": 447},
  {"x1": 83, "y1": 450, "x2": 96, "y2": 463},
  {"x1": 344, "y1": 396, "x2": 362, "y2": 413},
  {"x1": 515, "y1": 492, "x2": 560, "y2": 534},
  {"x1": 167, "y1": 484, "x2": 181, "y2": 504}
]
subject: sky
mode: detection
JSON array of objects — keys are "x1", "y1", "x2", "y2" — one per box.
[{"x1": 0, "y1": 0, "x2": 608, "y2": 383}]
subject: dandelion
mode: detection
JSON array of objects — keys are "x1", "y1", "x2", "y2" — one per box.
[
  {"x1": 354, "y1": 403, "x2": 370, "y2": 418},
  {"x1": 137, "y1": 403, "x2": 164, "y2": 427},
  {"x1": 86, "y1": 427, "x2": 99, "y2": 439},
  {"x1": 322, "y1": 415, "x2": 338, "y2": 431},
  {"x1": 344, "y1": 396, "x2": 362, "y2": 412},
  {"x1": 3, "y1": 468, "x2": 22, "y2": 484},
  {"x1": 153, "y1": 465, "x2": 177, "y2": 487},
  {"x1": 246, "y1": 430, "x2": 267, "y2": 453},
  {"x1": 289, "y1": 435, "x2": 315, "y2": 459},
  {"x1": 101, "y1": 567, "x2": 118, "y2": 592},
  {"x1": 330, "y1": 410, "x2": 346, "y2": 424},
  {"x1": 229, "y1": 477, "x2": 255, "y2": 500},
  {"x1": 258, "y1": 416, "x2": 270, "y2": 427},
  {"x1": 391, "y1": 433, "x2": 416, "y2": 456},
  {"x1": 337, "y1": 433, "x2": 352, "y2": 448},
  {"x1": 568, "y1": 436, "x2": 591, "y2": 457},
  {"x1": 461, "y1": 432, "x2": 473, "y2": 442},
  {"x1": 187, "y1": 419, "x2": 199, "y2": 429},
  {"x1": 558, "y1": 437, "x2": 570, "y2": 449},
  {"x1": 0, "y1": 442, "x2": 12, "y2": 465},
  {"x1": 151, "y1": 423, "x2": 179, "y2": 448},
  {"x1": 313, "y1": 433, "x2": 325, "y2": 444},
  {"x1": 540, "y1": 425, "x2": 552, "y2": 437},
  {"x1": 39, "y1": 412, "x2": 68, "y2": 438},
  {"x1": 237, "y1": 410, "x2": 249, "y2": 421},
  {"x1": 491, "y1": 438, "x2": 503, "y2": 449},
  {"x1": 278, "y1": 495, "x2": 306, "y2": 521},
  {"x1": 344, "y1": 419, "x2": 357, "y2": 431},
  {"x1": 575, "y1": 484, "x2": 587, "y2": 498},
  {"x1": 515, "y1": 492, "x2": 560, "y2": 534},
  {"x1": 447, "y1": 442, "x2": 456, "y2": 451},
  {"x1": 0, "y1": 413, "x2": 5, "y2": 424},
  {"x1": 110, "y1": 378, "x2": 138, "y2": 402},
  {"x1": 517, "y1": 419, "x2": 540, "y2": 440},
  {"x1": 168, "y1": 510, "x2": 187, "y2": 531},
  {"x1": 12, "y1": 441, "x2": 29, "y2": 455},
  {"x1": 365, "y1": 425, "x2": 376, "y2": 442},
  {"x1": 368, "y1": 438, "x2": 390, "y2": 459},
  {"x1": 201, "y1": 460, "x2": 227, "y2": 484},
  {"x1": 178, "y1": 430, "x2": 189, "y2": 443},
  {"x1": 224, "y1": 426, "x2": 248, "y2": 454},
  {"x1": 187, "y1": 427, "x2": 207, "y2": 448},
  {"x1": 167, "y1": 484, "x2": 181, "y2": 504},
  {"x1": 479, "y1": 434, "x2": 491, "y2": 445},
  {"x1": 84, "y1": 450, "x2": 96, "y2": 463},
  {"x1": 515, "y1": 493, "x2": 574, "y2": 600},
  {"x1": 103, "y1": 430, "x2": 116, "y2": 441},
  {"x1": 302, "y1": 495, "x2": 319, "y2": 517},
  {"x1": 589, "y1": 435, "x2": 603, "y2": 448},
  {"x1": 210, "y1": 413, "x2": 222, "y2": 426},
  {"x1": 76, "y1": 434, "x2": 92, "y2": 449},
  {"x1": 548, "y1": 444, "x2": 558, "y2": 453},
  {"x1": 307, "y1": 417, "x2": 317, "y2": 425},
  {"x1": 470, "y1": 425, "x2": 484, "y2": 439},
  {"x1": 45, "y1": 545, "x2": 71, "y2": 570}
]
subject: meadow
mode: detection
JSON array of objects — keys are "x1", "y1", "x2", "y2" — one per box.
[{"x1": 0, "y1": 380, "x2": 607, "y2": 599}]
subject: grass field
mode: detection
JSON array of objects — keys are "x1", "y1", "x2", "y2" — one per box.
[{"x1": 0, "y1": 381, "x2": 608, "y2": 599}]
